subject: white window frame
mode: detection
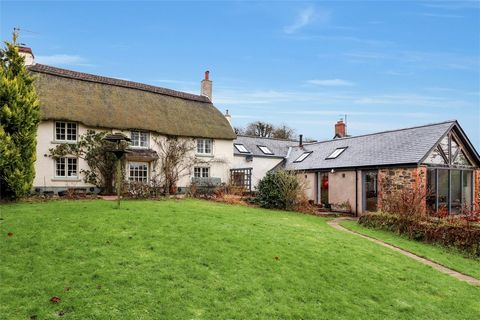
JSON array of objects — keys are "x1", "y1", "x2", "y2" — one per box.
[
  {"x1": 55, "y1": 157, "x2": 78, "y2": 178},
  {"x1": 194, "y1": 167, "x2": 210, "y2": 178},
  {"x1": 196, "y1": 138, "x2": 213, "y2": 155},
  {"x1": 326, "y1": 147, "x2": 347, "y2": 160},
  {"x1": 234, "y1": 144, "x2": 249, "y2": 153},
  {"x1": 55, "y1": 121, "x2": 78, "y2": 143},
  {"x1": 294, "y1": 152, "x2": 312, "y2": 163},
  {"x1": 128, "y1": 162, "x2": 149, "y2": 183},
  {"x1": 258, "y1": 145, "x2": 274, "y2": 155},
  {"x1": 130, "y1": 131, "x2": 149, "y2": 148}
]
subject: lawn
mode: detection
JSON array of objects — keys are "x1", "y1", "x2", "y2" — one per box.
[
  {"x1": 340, "y1": 219, "x2": 480, "y2": 279},
  {"x1": 1, "y1": 199, "x2": 479, "y2": 319}
]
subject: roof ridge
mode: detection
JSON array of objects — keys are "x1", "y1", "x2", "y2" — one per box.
[
  {"x1": 28, "y1": 64, "x2": 210, "y2": 103},
  {"x1": 236, "y1": 135, "x2": 299, "y2": 142},
  {"x1": 301, "y1": 120, "x2": 457, "y2": 147}
]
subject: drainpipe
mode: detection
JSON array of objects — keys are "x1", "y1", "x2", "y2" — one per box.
[{"x1": 355, "y1": 168, "x2": 358, "y2": 217}]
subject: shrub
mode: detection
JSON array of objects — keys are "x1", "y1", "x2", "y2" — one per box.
[
  {"x1": 255, "y1": 170, "x2": 307, "y2": 211},
  {"x1": 359, "y1": 212, "x2": 480, "y2": 256}
]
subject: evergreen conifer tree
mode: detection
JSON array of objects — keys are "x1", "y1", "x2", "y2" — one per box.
[{"x1": 0, "y1": 32, "x2": 40, "y2": 199}]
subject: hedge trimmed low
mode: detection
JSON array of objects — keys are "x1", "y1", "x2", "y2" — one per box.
[{"x1": 358, "y1": 213, "x2": 480, "y2": 257}]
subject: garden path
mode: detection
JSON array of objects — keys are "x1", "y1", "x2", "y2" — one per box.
[{"x1": 328, "y1": 217, "x2": 480, "y2": 286}]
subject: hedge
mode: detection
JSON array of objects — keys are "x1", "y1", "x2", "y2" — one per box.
[{"x1": 358, "y1": 213, "x2": 480, "y2": 257}]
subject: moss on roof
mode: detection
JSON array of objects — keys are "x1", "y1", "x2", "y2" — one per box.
[{"x1": 29, "y1": 64, "x2": 236, "y2": 140}]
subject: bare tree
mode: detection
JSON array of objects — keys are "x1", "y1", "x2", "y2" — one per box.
[
  {"x1": 234, "y1": 127, "x2": 244, "y2": 135},
  {"x1": 272, "y1": 124, "x2": 296, "y2": 140},
  {"x1": 244, "y1": 121, "x2": 274, "y2": 137},
  {"x1": 152, "y1": 136, "x2": 198, "y2": 194}
]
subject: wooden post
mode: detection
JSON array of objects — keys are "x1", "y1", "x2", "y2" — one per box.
[{"x1": 116, "y1": 158, "x2": 121, "y2": 208}]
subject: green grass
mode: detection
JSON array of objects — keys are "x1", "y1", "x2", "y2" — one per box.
[
  {"x1": 0, "y1": 199, "x2": 479, "y2": 319},
  {"x1": 340, "y1": 219, "x2": 480, "y2": 279}
]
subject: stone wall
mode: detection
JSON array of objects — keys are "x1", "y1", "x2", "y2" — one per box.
[
  {"x1": 475, "y1": 169, "x2": 480, "y2": 210},
  {"x1": 377, "y1": 166, "x2": 427, "y2": 214}
]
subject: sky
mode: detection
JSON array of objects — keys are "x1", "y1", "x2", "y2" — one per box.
[{"x1": 1, "y1": 0, "x2": 479, "y2": 148}]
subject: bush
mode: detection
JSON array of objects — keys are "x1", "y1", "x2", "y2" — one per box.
[
  {"x1": 359, "y1": 212, "x2": 480, "y2": 257},
  {"x1": 255, "y1": 170, "x2": 306, "y2": 211}
]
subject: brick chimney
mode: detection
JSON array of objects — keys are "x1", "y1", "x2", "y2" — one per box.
[
  {"x1": 334, "y1": 119, "x2": 346, "y2": 138},
  {"x1": 17, "y1": 46, "x2": 35, "y2": 66},
  {"x1": 201, "y1": 70, "x2": 212, "y2": 100}
]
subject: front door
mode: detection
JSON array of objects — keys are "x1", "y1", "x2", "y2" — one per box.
[{"x1": 363, "y1": 171, "x2": 378, "y2": 212}]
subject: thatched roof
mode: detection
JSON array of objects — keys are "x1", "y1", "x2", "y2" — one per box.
[{"x1": 28, "y1": 64, "x2": 236, "y2": 140}]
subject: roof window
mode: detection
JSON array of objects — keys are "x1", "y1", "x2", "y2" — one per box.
[
  {"x1": 326, "y1": 147, "x2": 347, "y2": 159},
  {"x1": 234, "y1": 144, "x2": 249, "y2": 153},
  {"x1": 294, "y1": 151, "x2": 312, "y2": 163},
  {"x1": 257, "y1": 145, "x2": 273, "y2": 155}
]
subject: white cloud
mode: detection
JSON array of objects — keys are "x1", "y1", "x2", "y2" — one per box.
[
  {"x1": 36, "y1": 54, "x2": 92, "y2": 66},
  {"x1": 284, "y1": 6, "x2": 330, "y2": 34},
  {"x1": 306, "y1": 79, "x2": 355, "y2": 86}
]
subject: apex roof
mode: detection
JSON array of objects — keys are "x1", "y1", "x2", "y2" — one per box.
[{"x1": 285, "y1": 120, "x2": 479, "y2": 170}]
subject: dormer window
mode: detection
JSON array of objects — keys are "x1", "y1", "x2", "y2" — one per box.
[
  {"x1": 131, "y1": 131, "x2": 149, "y2": 148},
  {"x1": 258, "y1": 145, "x2": 273, "y2": 155},
  {"x1": 326, "y1": 147, "x2": 347, "y2": 159},
  {"x1": 234, "y1": 144, "x2": 249, "y2": 153},
  {"x1": 294, "y1": 151, "x2": 312, "y2": 163},
  {"x1": 55, "y1": 121, "x2": 77, "y2": 142}
]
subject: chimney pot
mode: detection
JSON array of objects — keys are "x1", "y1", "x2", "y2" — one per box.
[
  {"x1": 205, "y1": 70, "x2": 209, "y2": 80},
  {"x1": 299, "y1": 134, "x2": 303, "y2": 147}
]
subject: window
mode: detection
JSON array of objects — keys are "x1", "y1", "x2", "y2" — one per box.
[
  {"x1": 55, "y1": 158, "x2": 78, "y2": 178},
  {"x1": 131, "y1": 131, "x2": 149, "y2": 148},
  {"x1": 427, "y1": 168, "x2": 474, "y2": 214},
  {"x1": 128, "y1": 163, "x2": 148, "y2": 182},
  {"x1": 326, "y1": 147, "x2": 347, "y2": 159},
  {"x1": 294, "y1": 152, "x2": 312, "y2": 163},
  {"x1": 257, "y1": 145, "x2": 273, "y2": 155},
  {"x1": 55, "y1": 121, "x2": 77, "y2": 142},
  {"x1": 197, "y1": 139, "x2": 213, "y2": 154},
  {"x1": 194, "y1": 167, "x2": 210, "y2": 178},
  {"x1": 234, "y1": 144, "x2": 249, "y2": 153}
]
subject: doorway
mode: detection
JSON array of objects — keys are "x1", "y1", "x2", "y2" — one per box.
[{"x1": 363, "y1": 171, "x2": 378, "y2": 212}]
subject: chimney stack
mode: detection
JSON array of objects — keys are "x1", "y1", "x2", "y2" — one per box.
[
  {"x1": 17, "y1": 46, "x2": 35, "y2": 66},
  {"x1": 201, "y1": 70, "x2": 212, "y2": 100},
  {"x1": 224, "y1": 109, "x2": 232, "y2": 123},
  {"x1": 299, "y1": 134, "x2": 303, "y2": 147},
  {"x1": 334, "y1": 119, "x2": 346, "y2": 138}
]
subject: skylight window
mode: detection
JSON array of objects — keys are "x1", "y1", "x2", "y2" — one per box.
[
  {"x1": 326, "y1": 147, "x2": 347, "y2": 159},
  {"x1": 258, "y1": 145, "x2": 273, "y2": 155},
  {"x1": 294, "y1": 151, "x2": 312, "y2": 163},
  {"x1": 234, "y1": 144, "x2": 249, "y2": 153}
]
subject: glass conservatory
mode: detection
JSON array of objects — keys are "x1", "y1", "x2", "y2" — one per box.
[{"x1": 424, "y1": 132, "x2": 475, "y2": 213}]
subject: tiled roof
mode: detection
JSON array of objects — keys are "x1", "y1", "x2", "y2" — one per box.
[
  {"x1": 284, "y1": 121, "x2": 470, "y2": 170},
  {"x1": 233, "y1": 135, "x2": 298, "y2": 158}
]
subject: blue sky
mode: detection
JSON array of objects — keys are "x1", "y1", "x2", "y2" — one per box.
[{"x1": 2, "y1": 1, "x2": 479, "y2": 147}]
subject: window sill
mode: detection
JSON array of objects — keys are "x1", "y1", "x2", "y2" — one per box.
[
  {"x1": 51, "y1": 140, "x2": 77, "y2": 145},
  {"x1": 196, "y1": 154, "x2": 214, "y2": 158},
  {"x1": 51, "y1": 178, "x2": 81, "y2": 182}
]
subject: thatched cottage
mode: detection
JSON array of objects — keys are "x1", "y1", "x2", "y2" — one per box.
[{"x1": 20, "y1": 48, "x2": 235, "y2": 194}]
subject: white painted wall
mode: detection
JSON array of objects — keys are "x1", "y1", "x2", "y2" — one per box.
[
  {"x1": 233, "y1": 155, "x2": 284, "y2": 190},
  {"x1": 33, "y1": 120, "x2": 234, "y2": 192}
]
